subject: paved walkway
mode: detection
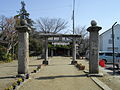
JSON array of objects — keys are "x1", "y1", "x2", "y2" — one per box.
[{"x1": 19, "y1": 57, "x2": 102, "y2": 90}]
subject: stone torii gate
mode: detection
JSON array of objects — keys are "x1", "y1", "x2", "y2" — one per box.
[
  {"x1": 16, "y1": 30, "x2": 81, "y2": 74},
  {"x1": 15, "y1": 0, "x2": 102, "y2": 75},
  {"x1": 39, "y1": 34, "x2": 81, "y2": 65},
  {"x1": 16, "y1": 20, "x2": 102, "y2": 75},
  {"x1": 14, "y1": 1, "x2": 81, "y2": 75}
]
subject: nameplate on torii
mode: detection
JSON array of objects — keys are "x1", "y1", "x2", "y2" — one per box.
[{"x1": 52, "y1": 42, "x2": 70, "y2": 45}]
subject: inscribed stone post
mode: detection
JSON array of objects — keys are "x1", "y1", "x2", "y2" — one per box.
[
  {"x1": 16, "y1": 26, "x2": 31, "y2": 74},
  {"x1": 87, "y1": 20, "x2": 102, "y2": 74}
]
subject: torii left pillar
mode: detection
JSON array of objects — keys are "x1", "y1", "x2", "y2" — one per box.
[
  {"x1": 16, "y1": 26, "x2": 31, "y2": 74},
  {"x1": 43, "y1": 37, "x2": 48, "y2": 65}
]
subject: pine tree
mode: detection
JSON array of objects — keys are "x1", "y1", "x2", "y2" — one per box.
[{"x1": 17, "y1": 1, "x2": 34, "y2": 26}]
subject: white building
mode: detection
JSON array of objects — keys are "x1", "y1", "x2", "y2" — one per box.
[{"x1": 99, "y1": 24, "x2": 120, "y2": 52}]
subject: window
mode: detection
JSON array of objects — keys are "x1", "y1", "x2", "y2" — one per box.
[
  {"x1": 107, "y1": 47, "x2": 118, "y2": 51},
  {"x1": 116, "y1": 53, "x2": 120, "y2": 57},
  {"x1": 108, "y1": 39, "x2": 112, "y2": 44},
  {"x1": 105, "y1": 53, "x2": 113, "y2": 56},
  {"x1": 99, "y1": 53, "x2": 104, "y2": 56},
  {"x1": 117, "y1": 37, "x2": 119, "y2": 40}
]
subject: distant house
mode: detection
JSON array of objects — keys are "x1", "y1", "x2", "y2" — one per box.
[{"x1": 99, "y1": 24, "x2": 120, "y2": 52}]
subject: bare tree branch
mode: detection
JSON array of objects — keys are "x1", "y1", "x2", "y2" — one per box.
[
  {"x1": 0, "y1": 16, "x2": 18, "y2": 55},
  {"x1": 0, "y1": 15, "x2": 7, "y2": 31},
  {"x1": 36, "y1": 17, "x2": 68, "y2": 34},
  {"x1": 74, "y1": 26, "x2": 89, "y2": 56}
]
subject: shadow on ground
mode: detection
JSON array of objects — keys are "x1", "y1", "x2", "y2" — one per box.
[
  {"x1": 105, "y1": 67, "x2": 120, "y2": 75},
  {"x1": 35, "y1": 74, "x2": 87, "y2": 80},
  {"x1": 29, "y1": 65, "x2": 39, "y2": 67},
  {"x1": 106, "y1": 67, "x2": 119, "y2": 70},
  {"x1": 0, "y1": 76, "x2": 16, "y2": 79},
  {"x1": 48, "y1": 64, "x2": 71, "y2": 66}
]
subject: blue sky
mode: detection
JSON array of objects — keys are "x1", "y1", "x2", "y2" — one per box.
[{"x1": 0, "y1": 0, "x2": 120, "y2": 34}]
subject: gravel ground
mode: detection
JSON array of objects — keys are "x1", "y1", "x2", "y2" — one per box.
[
  {"x1": 78, "y1": 58, "x2": 120, "y2": 90},
  {"x1": 0, "y1": 57, "x2": 43, "y2": 90},
  {"x1": 1, "y1": 56, "x2": 120, "y2": 90},
  {"x1": 19, "y1": 57, "x2": 101, "y2": 90}
]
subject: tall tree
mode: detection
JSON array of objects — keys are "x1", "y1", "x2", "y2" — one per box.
[
  {"x1": 0, "y1": 17, "x2": 17, "y2": 54},
  {"x1": 0, "y1": 15, "x2": 6, "y2": 31},
  {"x1": 75, "y1": 26, "x2": 89, "y2": 56},
  {"x1": 36, "y1": 17, "x2": 68, "y2": 34},
  {"x1": 0, "y1": 15, "x2": 18, "y2": 61},
  {"x1": 14, "y1": 1, "x2": 34, "y2": 27}
]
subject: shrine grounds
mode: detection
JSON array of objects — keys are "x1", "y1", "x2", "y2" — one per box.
[{"x1": 0, "y1": 56, "x2": 120, "y2": 90}]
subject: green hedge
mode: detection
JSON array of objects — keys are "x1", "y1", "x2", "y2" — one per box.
[
  {"x1": 48, "y1": 44, "x2": 71, "y2": 49},
  {"x1": 0, "y1": 45, "x2": 13, "y2": 62}
]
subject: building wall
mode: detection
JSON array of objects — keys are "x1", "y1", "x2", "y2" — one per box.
[{"x1": 99, "y1": 24, "x2": 120, "y2": 52}]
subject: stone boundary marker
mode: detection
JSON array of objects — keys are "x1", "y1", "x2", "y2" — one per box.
[{"x1": 91, "y1": 77, "x2": 112, "y2": 90}]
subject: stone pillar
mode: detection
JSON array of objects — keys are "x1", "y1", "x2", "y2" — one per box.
[
  {"x1": 41, "y1": 48, "x2": 45, "y2": 59},
  {"x1": 51, "y1": 49, "x2": 53, "y2": 57},
  {"x1": 87, "y1": 20, "x2": 102, "y2": 74},
  {"x1": 16, "y1": 26, "x2": 31, "y2": 74},
  {"x1": 67, "y1": 49, "x2": 70, "y2": 56},
  {"x1": 45, "y1": 37, "x2": 48, "y2": 61},
  {"x1": 43, "y1": 37, "x2": 48, "y2": 65},
  {"x1": 71, "y1": 39, "x2": 77, "y2": 64},
  {"x1": 41, "y1": 40, "x2": 45, "y2": 59}
]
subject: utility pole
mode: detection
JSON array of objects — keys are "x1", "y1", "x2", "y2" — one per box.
[
  {"x1": 71, "y1": 0, "x2": 77, "y2": 64},
  {"x1": 73, "y1": 0, "x2": 75, "y2": 34},
  {"x1": 112, "y1": 22, "x2": 117, "y2": 75}
]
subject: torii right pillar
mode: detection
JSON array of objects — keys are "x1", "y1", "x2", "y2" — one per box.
[{"x1": 87, "y1": 20, "x2": 102, "y2": 74}]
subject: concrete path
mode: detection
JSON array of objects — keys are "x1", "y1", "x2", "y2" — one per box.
[{"x1": 19, "y1": 57, "x2": 102, "y2": 90}]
